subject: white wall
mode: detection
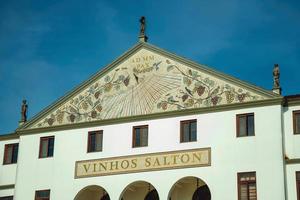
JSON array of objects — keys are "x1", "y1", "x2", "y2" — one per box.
[
  {"x1": 0, "y1": 188, "x2": 14, "y2": 198},
  {"x1": 0, "y1": 138, "x2": 19, "y2": 186},
  {"x1": 0, "y1": 138, "x2": 19, "y2": 198},
  {"x1": 286, "y1": 164, "x2": 300, "y2": 200},
  {"x1": 283, "y1": 105, "x2": 300, "y2": 200},
  {"x1": 283, "y1": 105, "x2": 300, "y2": 158},
  {"x1": 6, "y1": 105, "x2": 286, "y2": 199}
]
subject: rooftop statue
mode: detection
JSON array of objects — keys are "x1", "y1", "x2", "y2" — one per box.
[
  {"x1": 139, "y1": 16, "x2": 146, "y2": 36},
  {"x1": 21, "y1": 99, "x2": 28, "y2": 123},
  {"x1": 273, "y1": 64, "x2": 280, "y2": 89}
]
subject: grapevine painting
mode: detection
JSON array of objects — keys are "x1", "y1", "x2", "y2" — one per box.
[{"x1": 29, "y1": 48, "x2": 268, "y2": 129}]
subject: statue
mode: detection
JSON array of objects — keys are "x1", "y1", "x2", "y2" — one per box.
[
  {"x1": 139, "y1": 16, "x2": 146, "y2": 36},
  {"x1": 21, "y1": 99, "x2": 28, "y2": 122},
  {"x1": 273, "y1": 64, "x2": 280, "y2": 89}
]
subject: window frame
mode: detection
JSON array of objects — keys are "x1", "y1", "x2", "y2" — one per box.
[
  {"x1": 236, "y1": 113, "x2": 255, "y2": 137},
  {"x1": 293, "y1": 110, "x2": 300, "y2": 135},
  {"x1": 180, "y1": 119, "x2": 197, "y2": 143},
  {"x1": 0, "y1": 196, "x2": 14, "y2": 200},
  {"x1": 35, "y1": 189, "x2": 50, "y2": 200},
  {"x1": 39, "y1": 136, "x2": 55, "y2": 159},
  {"x1": 87, "y1": 130, "x2": 103, "y2": 153},
  {"x1": 297, "y1": 171, "x2": 300, "y2": 200},
  {"x1": 3, "y1": 143, "x2": 19, "y2": 165},
  {"x1": 132, "y1": 125, "x2": 148, "y2": 148},
  {"x1": 237, "y1": 171, "x2": 257, "y2": 200}
]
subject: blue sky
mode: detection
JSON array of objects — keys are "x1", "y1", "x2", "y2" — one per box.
[{"x1": 0, "y1": 0, "x2": 299, "y2": 134}]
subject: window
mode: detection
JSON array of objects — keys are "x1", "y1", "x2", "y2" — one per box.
[
  {"x1": 297, "y1": 172, "x2": 300, "y2": 200},
  {"x1": 0, "y1": 196, "x2": 13, "y2": 200},
  {"x1": 236, "y1": 113, "x2": 255, "y2": 137},
  {"x1": 238, "y1": 172, "x2": 257, "y2": 200},
  {"x1": 35, "y1": 190, "x2": 50, "y2": 200},
  {"x1": 180, "y1": 119, "x2": 197, "y2": 142},
  {"x1": 39, "y1": 136, "x2": 54, "y2": 158},
  {"x1": 3, "y1": 143, "x2": 18, "y2": 164},
  {"x1": 87, "y1": 130, "x2": 103, "y2": 152},
  {"x1": 293, "y1": 111, "x2": 300, "y2": 134},
  {"x1": 132, "y1": 125, "x2": 148, "y2": 148}
]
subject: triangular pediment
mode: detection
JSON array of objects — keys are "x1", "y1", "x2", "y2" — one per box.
[{"x1": 20, "y1": 42, "x2": 279, "y2": 130}]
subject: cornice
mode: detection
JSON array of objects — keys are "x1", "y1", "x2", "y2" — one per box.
[
  {"x1": 0, "y1": 133, "x2": 19, "y2": 141},
  {"x1": 286, "y1": 158, "x2": 300, "y2": 164},
  {"x1": 284, "y1": 95, "x2": 300, "y2": 107},
  {"x1": 14, "y1": 97, "x2": 282, "y2": 136},
  {"x1": 0, "y1": 184, "x2": 15, "y2": 190}
]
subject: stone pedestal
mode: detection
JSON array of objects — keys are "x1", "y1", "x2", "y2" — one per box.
[
  {"x1": 272, "y1": 87, "x2": 282, "y2": 95},
  {"x1": 19, "y1": 121, "x2": 25, "y2": 127},
  {"x1": 139, "y1": 35, "x2": 148, "y2": 42}
]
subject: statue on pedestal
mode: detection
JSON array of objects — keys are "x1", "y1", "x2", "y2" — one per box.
[
  {"x1": 20, "y1": 99, "x2": 28, "y2": 123},
  {"x1": 139, "y1": 16, "x2": 146, "y2": 36},
  {"x1": 273, "y1": 64, "x2": 280, "y2": 89},
  {"x1": 139, "y1": 16, "x2": 148, "y2": 42}
]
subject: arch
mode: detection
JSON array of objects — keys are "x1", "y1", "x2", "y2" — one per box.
[
  {"x1": 74, "y1": 185, "x2": 110, "y2": 200},
  {"x1": 101, "y1": 194, "x2": 110, "y2": 200},
  {"x1": 168, "y1": 176, "x2": 211, "y2": 200},
  {"x1": 192, "y1": 185, "x2": 211, "y2": 200},
  {"x1": 145, "y1": 189, "x2": 159, "y2": 200},
  {"x1": 120, "y1": 181, "x2": 159, "y2": 200}
]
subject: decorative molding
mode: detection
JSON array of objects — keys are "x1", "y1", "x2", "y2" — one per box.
[
  {"x1": 284, "y1": 95, "x2": 300, "y2": 107},
  {"x1": 0, "y1": 133, "x2": 19, "y2": 141},
  {"x1": 0, "y1": 184, "x2": 15, "y2": 190},
  {"x1": 13, "y1": 98, "x2": 282, "y2": 136},
  {"x1": 286, "y1": 158, "x2": 300, "y2": 164}
]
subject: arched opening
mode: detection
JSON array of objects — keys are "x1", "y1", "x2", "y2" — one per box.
[
  {"x1": 145, "y1": 189, "x2": 159, "y2": 200},
  {"x1": 74, "y1": 185, "x2": 110, "y2": 200},
  {"x1": 168, "y1": 176, "x2": 211, "y2": 200},
  {"x1": 120, "y1": 181, "x2": 159, "y2": 200},
  {"x1": 192, "y1": 185, "x2": 211, "y2": 200}
]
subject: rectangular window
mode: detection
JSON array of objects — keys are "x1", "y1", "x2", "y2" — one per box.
[
  {"x1": 237, "y1": 113, "x2": 255, "y2": 137},
  {"x1": 87, "y1": 130, "x2": 103, "y2": 152},
  {"x1": 3, "y1": 143, "x2": 18, "y2": 165},
  {"x1": 39, "y1": 136, "x2": 54, "y2": 158},
  {"x1": 35, "y1": 190, "x2": 50, "y2": 200},
  {"x1": 133, "y1": 125, "x2": 148, "y2": 148},
  {"x1": 238, "y1": 172, "x2": 257, "y2": 200},
  {"x1": 293, "y1": 111, "x2": 300, "y2": 134},
  {"x1": 180, "y1": 119, "x2": 197, "y2": 142},
  {"x1": 0, "y1": 196, "x2": 13, "y2": 200},
  {"x1": 297, "y1": 172, "x2": 300, "y2": 200}
]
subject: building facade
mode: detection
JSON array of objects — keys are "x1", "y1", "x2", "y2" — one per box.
[{"x1": 0, "y1": 41, "x2": 300, "y2": 200}]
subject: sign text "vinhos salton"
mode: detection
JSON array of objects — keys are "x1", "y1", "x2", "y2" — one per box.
[{"x1": 75, "y1": 148, "x2": 211, "y2": 178}]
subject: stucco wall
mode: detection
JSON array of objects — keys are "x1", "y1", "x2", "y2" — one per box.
[
  {"x1": 283, "y1": 105, "x2": 300, "y2": 158},
  {"x1": 283, "y1": 105, "x2": 300, "y2": 200},
  {"x1": 0, "y1": 188, "x2": 14, "y2": 198},
  {"x1": 1, "y1": 105, "x2": 287, "y2": 199},
  {"x1": 285, "y1": 164, "x2": 300, "y2": 200},
  {"x1": 0, "y1": 138, "x2": 19, "y2": 198},
  {"x1": 0, "y1": 138, "x2": 19, "y2": 186}
]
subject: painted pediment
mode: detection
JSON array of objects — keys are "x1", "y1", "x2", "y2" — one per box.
[{"x1": 23, "y1": 42, "x2": 278, "y2": 129}]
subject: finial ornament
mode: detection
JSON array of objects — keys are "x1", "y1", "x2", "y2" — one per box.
[
  {"x1": 139, "y1": 16, "x2": 148, "y2": 42},
  {"x1": 272, "y1": 64, "x2": 282, "y2": 95},
  {"x1": 20, "y1": 99, "x2": 28, "y2": 124}
]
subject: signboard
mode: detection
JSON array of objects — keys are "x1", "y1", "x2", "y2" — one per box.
[{"x1": 75, "y1": 148, "x2": 211, "y2": 178}]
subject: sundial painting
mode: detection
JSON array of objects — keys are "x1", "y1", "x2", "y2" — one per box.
[{"x1": 30, "y1": 48, "x2": 267, "y2": 128}]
